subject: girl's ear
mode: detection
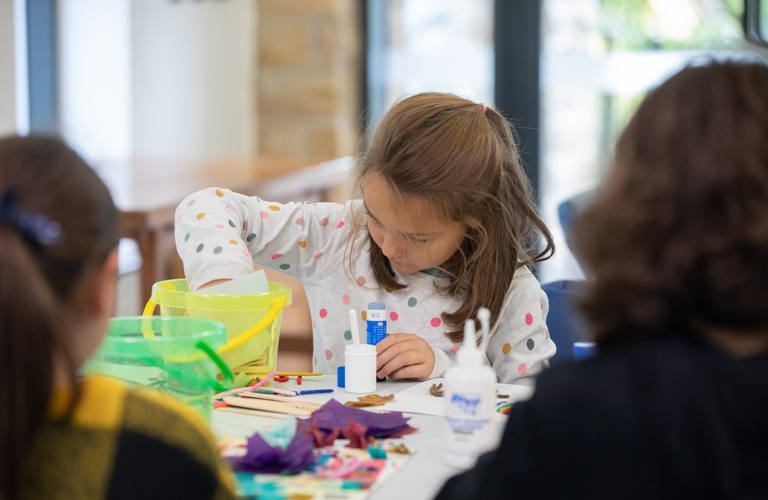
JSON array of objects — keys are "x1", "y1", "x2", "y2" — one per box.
[{"x1": 83, "y1": 248, "x2": 120, "y2": 317}]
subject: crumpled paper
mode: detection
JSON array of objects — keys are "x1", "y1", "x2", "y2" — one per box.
[
  {"x1": 228, "y1": 430, "x2": 315, "y2": 474},
  {"x1": 298, "y1": 399, "x2": 416, "y2": 439}
]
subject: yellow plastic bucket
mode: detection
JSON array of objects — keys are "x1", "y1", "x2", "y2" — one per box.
[
  {"x1": 143, "y1": 279, "x2": 292, "y2": 380},
  {"x1": 85, "y1": 316, "x2": 233, "y2": 423}
]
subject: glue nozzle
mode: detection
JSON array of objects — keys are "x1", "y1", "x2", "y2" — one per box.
[
  {"x1": 457, "y1": 319, "x2": 484, "y2": 367},
  {"x1": 349, "y1": 309, "x2": 361, "y2": 348},
  {"x1": 477, "y1": 307, "x2": 491, "y2": 351}
]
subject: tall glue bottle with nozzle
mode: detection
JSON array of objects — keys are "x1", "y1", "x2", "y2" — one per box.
[{"x1": 444, "y1": 307, "x2": 496, "y2": 469}]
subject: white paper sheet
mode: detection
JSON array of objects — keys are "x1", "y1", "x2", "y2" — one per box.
[
  {"x1": 371, "y1": 378, "x2": 534, "y2": 421},
  {"x1": 195, "y1": 270, "x2": 269, "y2": 295}
]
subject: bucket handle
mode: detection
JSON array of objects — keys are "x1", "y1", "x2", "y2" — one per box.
[
  {"x1": 140, "y1": 340, "x2": 234, "y2": 393},
  {"x1": 142, "y1": 296, "x2": 287, "y2": 355}
]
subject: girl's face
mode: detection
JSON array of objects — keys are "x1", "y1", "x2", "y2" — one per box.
[{"x1": 363, "y1": 173, "x2": 467, "y2": 274}]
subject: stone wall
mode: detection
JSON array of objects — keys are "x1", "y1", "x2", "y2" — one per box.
[{"x1": 257, "y1": 0, "x2": 362, "y2": 159}]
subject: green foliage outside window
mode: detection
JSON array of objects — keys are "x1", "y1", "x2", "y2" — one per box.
[{"x1": 598, "y1": 0, "x2": 743, "y2": 51}]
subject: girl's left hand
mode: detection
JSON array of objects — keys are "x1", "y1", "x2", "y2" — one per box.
[{"x1": 375, "y1": 333, "x2": 435, "y2": 380}]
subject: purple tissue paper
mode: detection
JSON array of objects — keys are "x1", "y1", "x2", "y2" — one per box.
[
  {"x1": 297, "y1": 399, "x2": 416, "y2": 438},
  {"x1": 229, "y1": 429, "x2": 315, "y2": 474}
]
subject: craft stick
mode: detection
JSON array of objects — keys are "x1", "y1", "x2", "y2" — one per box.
[
  {"x1": 215, "y1": 406, "x2": 286, "y2": 419},
  {"x1": 238, "y1": 391, "x2": 324, "y2": 408},
  {"x1": 275, "y1": 372, "x2": 322, "y2": 376},
  {"x1": 223, "y1": 396, "x2": 315, "y2": 416}
]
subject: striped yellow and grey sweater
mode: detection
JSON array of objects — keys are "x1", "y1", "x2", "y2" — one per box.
[{"x1": 18, "y1": 376, "x2": 236, "y2": 500}]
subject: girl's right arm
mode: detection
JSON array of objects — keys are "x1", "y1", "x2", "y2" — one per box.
[{"x1": 175, "y1": 188, "x2": 350, "y2": 291}]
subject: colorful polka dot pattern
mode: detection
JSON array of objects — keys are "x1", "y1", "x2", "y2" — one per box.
[{"x1": 180, "y1": 195, "x2": 544, "y2": 383}]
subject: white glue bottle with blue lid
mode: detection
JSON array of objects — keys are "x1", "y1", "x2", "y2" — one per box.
[{"x1": 444, "y1": 307, "x2": 497, "y2": 469}]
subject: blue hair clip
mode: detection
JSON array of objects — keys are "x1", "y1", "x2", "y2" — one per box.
[{"x1": 0, "y1": 187, "x2": 64, "y2": 246}]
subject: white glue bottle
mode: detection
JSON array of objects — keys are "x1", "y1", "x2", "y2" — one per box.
[{"x1": 444, "y1": 309, "x2": 496, "y2": 469}]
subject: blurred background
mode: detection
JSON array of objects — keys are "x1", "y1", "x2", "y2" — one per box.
[{"x1": 1, "y1": 0, "x2": 767, "y2": 370}]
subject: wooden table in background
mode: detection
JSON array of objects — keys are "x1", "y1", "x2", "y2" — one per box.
[{"x1": 94, "y1": 156, "x2": 329, "y2": 305}]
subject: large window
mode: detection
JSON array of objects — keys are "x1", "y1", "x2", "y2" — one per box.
[
  {"x1": 539, "y1": 0, "x2": 755, "y2": 282},
  {"x1": 366, "y1": 0, "x2": 494, "y2": 126}
]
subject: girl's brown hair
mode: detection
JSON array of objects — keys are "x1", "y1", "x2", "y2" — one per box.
[
  {"x1": 573, "y1": 60, "x2": 768, "y2": 344},
  {"x1": 348, "y1": 93, "x2": 554, "y2": 342},
  {"x1": 0, "y1": 136, "x2": 119, "y2": 499}
]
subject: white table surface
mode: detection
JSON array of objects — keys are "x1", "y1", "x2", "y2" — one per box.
[{"x1": 212, "y1": 375, "x2": 508, "y2": 500}]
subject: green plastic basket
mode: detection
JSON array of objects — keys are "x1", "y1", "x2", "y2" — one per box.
[{"x1": 85, "y1": 316, "x2": 233, "y2": 423}]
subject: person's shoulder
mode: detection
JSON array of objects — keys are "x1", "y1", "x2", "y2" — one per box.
[
  {"x1": 499, "y1": 265, "x2": 544, "y2": 306},
  {"x1": 120, "y1": 386, "x2": 236, "y2": 497},
  {"x1": 528, "y1": 337, "x2": 702, "y2": 427},
  {"x1": 122, "y1": 385, "x2": 221, "y2": 454}
]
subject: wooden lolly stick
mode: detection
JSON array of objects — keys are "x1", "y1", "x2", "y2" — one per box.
[
  {"x1": 215, "y1": 406, "x2": 286, "y2": 419},
  {"x1": 223, "y1": 396, "x2": 314, "y2": 416},
  {"x1": 238, "y1": 392, "x2": 324, "y2": 408}
]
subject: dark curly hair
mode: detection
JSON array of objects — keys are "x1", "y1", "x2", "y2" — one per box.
[{"x1": 573, "y1": 60, "x2": 768, "y2": 344}]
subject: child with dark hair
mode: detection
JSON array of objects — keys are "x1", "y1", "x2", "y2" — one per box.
[
  {"x1": 434, "y1": 60, "x2": 768, "y2": 499},
  {"x1": 0, "y1": 136, "x2": 235, "y2": 500}
]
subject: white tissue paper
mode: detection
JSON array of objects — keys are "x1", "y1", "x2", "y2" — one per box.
[{"x1": 195, "y1": 270, "x2": 269, "y2": 295}]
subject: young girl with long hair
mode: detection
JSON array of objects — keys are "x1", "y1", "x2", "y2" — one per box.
[
  {"x1": 0, "y1": 136, "x2": 235, "y2": 500},
  {"x1": 176, "y1": 93, "x2": 556, "y2": 384}
]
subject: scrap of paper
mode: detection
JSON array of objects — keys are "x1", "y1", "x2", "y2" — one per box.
[
  {"x1": 344, "y1": 394, "x2": 395, "y2": 408},
  {"x1": 195, "y1": 269, "x2": 269, "y2": 294}
]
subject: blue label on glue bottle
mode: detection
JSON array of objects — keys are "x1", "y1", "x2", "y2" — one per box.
[{"x1": 366, "y1": 302, "x2": 387, "y2": 345}]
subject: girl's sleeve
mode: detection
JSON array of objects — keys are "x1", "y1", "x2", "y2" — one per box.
[
  {"x1": 487, "y1": 268, "x2": 556, "y2": 385},
  {"x1": 175, "y1": 188, "x2": 351, "y2": 291}
]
